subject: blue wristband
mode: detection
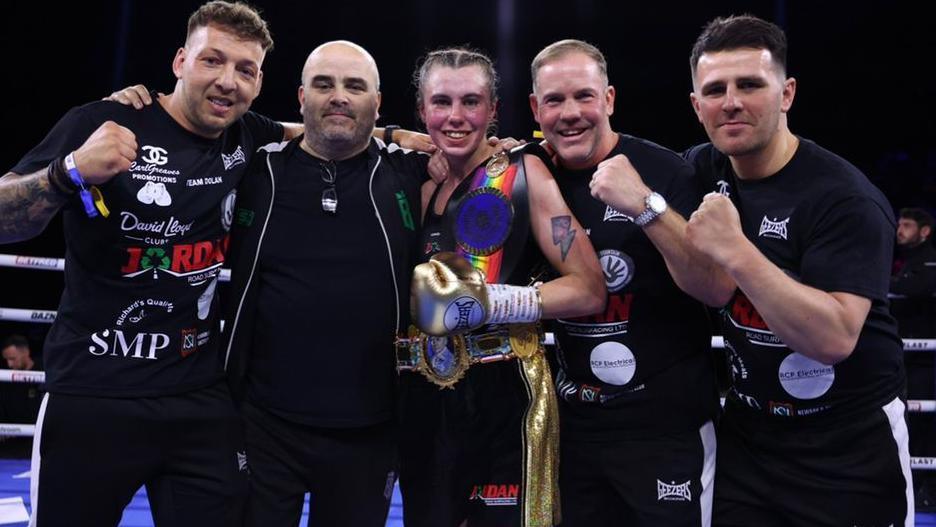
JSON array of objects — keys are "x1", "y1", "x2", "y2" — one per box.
[{"x1": 64, "y1": 153, "x2": 98, "y2": 218}]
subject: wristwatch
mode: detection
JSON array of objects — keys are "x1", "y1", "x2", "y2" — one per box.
[{"x1": 633, "y1": 192, "x2": 667, "y2": 226}]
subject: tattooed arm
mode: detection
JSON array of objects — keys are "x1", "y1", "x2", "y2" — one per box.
[
  {"x1": 525, "y1": 154, "x2": 606, "y2": 319},
  {"x1": 1, "y1": 120, "x2": 138, "y2": 244},
  {"x1": 0, "y1": 169, "x2": 70, "y2": 243}
]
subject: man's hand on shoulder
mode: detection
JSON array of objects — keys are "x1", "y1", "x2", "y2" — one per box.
[{"x1": 104, "y1": 85, "x2": 154, "y2": 109}]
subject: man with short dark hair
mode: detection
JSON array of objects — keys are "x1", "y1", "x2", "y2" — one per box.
[
  {"x1": 1, "y1": 335, "x2": 35, "y2": 372},
  {"x1": 684, "y1": 14, "x2": 913, "y2": 527},
  {"x1": 0, "y1": 2, "x2": 284, "y2": 525},
  {"x1": 0, "y1": 335, "x2": 43, "y2": 457}
]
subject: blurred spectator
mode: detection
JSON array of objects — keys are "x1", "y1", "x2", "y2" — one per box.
[
  {"x1": 890, "y1": 207, "x2": 936, "y2": 511},
  {"x1": 2, "y1": 335, "x2": 36, "y2": 372},
  {"x1": 891, "y1": 207, "x2": 936, "y2": 335},
  {"x1": 0, "y1": 334, "x2": 43, "y2": 457}
]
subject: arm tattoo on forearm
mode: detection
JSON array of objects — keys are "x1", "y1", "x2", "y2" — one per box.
[
  {"x1": 551, "y1": 215, "x2": 576, "y2": 262},
  {"x1": 0, "y1": 170, "x2": 69, "y2": 243}
]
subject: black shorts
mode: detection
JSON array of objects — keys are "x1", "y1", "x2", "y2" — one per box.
[
  {"x1": 399, "y1": 360, "x2": 530, "y2": 527},
  {"x1": 558, "y1": 421, "x2": 716, "y2": 527},
  {"x1": 240, "y1": 398, "x2": 398, "y2": 527},
  {"x1": 714, "y1": 397, "x2": 914, "y2": 527},
  {"x1": 30, "y1": 382, "x2": 247, "y2": 527}
]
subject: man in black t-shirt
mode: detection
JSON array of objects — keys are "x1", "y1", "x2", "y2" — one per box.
[
  {"x1": 684, "y1": 15, "x2": 912, "y2": 527},
  {"x1": 0, "y1": 3, "x2": 284, "y2": 526},
  {"x1": 527, "y1": 39, "x2": 726, "y2": 527}
]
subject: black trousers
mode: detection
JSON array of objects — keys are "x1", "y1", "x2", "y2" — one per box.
[
  {"x1": 399, "y1": 360, "x2": 530, "y2": 527},
  {"x1": 714, "y1": 398, "x2": 913, "y2": 527},
  {"x1": 240, "y1": 398, "x2": 398, "y2": 527},
  {"x1": 31, "y1": 382, "x2": 247, "y2": 527}
]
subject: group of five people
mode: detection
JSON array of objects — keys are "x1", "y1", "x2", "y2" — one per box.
[{"x1": 0, "y1": 2, "x2": 911, "y2": 526}]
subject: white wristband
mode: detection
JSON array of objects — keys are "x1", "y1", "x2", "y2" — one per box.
[{"x1": 485, "y1": 284, "x2": 542, "y2": 325}]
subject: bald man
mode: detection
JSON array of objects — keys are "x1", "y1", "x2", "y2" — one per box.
[{"x1": 221, "y1": 41, "x2": 430, "y2": 526}]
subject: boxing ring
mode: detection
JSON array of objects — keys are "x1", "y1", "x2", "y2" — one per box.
[{"x1": 1, "y1": 253, "x2": 935, "y2": 526}]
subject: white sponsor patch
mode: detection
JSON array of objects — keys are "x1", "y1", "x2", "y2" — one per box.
[
  {"x1": 589, "y1": 341, "x2": 636, "y2": 386},
  {"x1": 778, "y1": 352, "x2": 835, "y2": 399}
]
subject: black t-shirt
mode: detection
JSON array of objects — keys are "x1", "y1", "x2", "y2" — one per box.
[
  {"x1": 686, "y1": 138, "x2": 904, "y2": 423},
  {"x1": 552, "y1": 134, "x2": 717, "y2": 440},
  {"x1": 246, "y1": 146, "x2": 400, "y2": 426},
  {"x1": 11, "y1": 101, "x2": 282, "y2": 397}
]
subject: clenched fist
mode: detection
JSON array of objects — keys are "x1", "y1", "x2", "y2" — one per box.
[
  {"x1": 687, "y1": 192, "x2": 746, "y2": 268},
  {"x1": 71, "y1": 121, "x2": 138, "y2": 185},
  {"x1": 588, "y1": 154, "x2": 651, "y2": 216}
]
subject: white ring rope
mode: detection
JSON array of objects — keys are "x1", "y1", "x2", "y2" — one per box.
[
  {"x1": 3, "y1": 253, "x2": 936, "y2": 471},
  {"x1": 0, "y1": 253, "x2": 230, "y2": 281}
]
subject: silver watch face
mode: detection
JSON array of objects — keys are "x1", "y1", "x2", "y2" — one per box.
[{"x1": 647, "y1": 192, "x2": 667, "y2": 213}]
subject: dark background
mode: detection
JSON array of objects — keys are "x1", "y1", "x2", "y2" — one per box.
[{"x1": 2, "y1": 0, "x2": 934, "y2": 350}]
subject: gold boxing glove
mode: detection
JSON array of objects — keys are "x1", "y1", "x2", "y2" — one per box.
[
  {"x1": 411, "y1": 252, "x2": 542, "y2": 337},
  {"x1": 411, "y1": 252, "x2": 489, "y2": 336}
]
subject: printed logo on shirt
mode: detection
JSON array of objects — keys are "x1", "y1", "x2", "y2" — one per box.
[
  {"x1": 180, "y1": 328, "x2": 198, "y2": 357},
  {"x1": 120, "y1": 235, "x2": 229, "y2": 285},
  {"x1": 235, "y1": 208, "x2": 254, "y2": 227},
  {"x1": 221, "y1": 190, "x2": 237, "y2": 232},
  {"x1": 657, "y1": 479, "x2": 692, "y2": 502},
  {"x1": 396, "y1": 191, "x2": 416, "y2": 231},
  {"x1": 185, "y1": 176, "x2": 224, "y2": 187},
  {"x1": 733, "y1": 389, "x2": 762, "y2": 410},
  {"x1": 724, "y1": 339, "x2": 749, "y2": 382},
  {"x1": 778, "y1": 352, "x2": 835, "y2": 400},
  {"x1": 599, "y1": 249, "x2": 634, "y2": 293},
  {"x1": 197, "y1": 278, "x2": 218, "y2": 320},
  {"x1": 758, "y1": 215, "x2": 790, "y2": 240},
  {"x1": 424, "y1": 241, "x2": 441, "y2": 255},
  {"x1": 88, "y1": 329, "x2": 170, "y2": 360},
  {"x1": 715, "y1": 179, "x2": 731, "y2": 196},
  {"x1": 236, "y1": 451, "x2": 249, "y2": 473},
  {"x1": 114, "y1": 298, "x2": 174, "y2": 327},
  {"x1": 726, "y1": 291, "x2": 785, "y2": 347},
  {"x1": 469, "y1": 483, "x2": 519, "y2": 506},
  {"x1": 589, "y1": 341, "x2": 636, "y2": 386},
  {"x1": 137, "y1": 181, "x2": 173, "y2": 206},
  {"x1": 221, "y1": 145, "x2": 246, "y2": 170},
  {"x1": 120, "y1": 211, "x2": 194, "y2": 244},
  {"x1": 559, "y1": 293, "x2": 632, "y2": 337},
  {"x1": 130, "y1": 146, "x2": 180, "y2": 186},
  {"x1": 140, "y1": 146, "x2": 169, "y2": 166},
  {"x1": 603, "y1": 205, "x2": 633, "y2": 223},
  {"x1": 579, "y1": 383, "x2": 602, "y2": 402},
  {"x1": 769, "y1": 401, "x2": 794, "y2": 417}
]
